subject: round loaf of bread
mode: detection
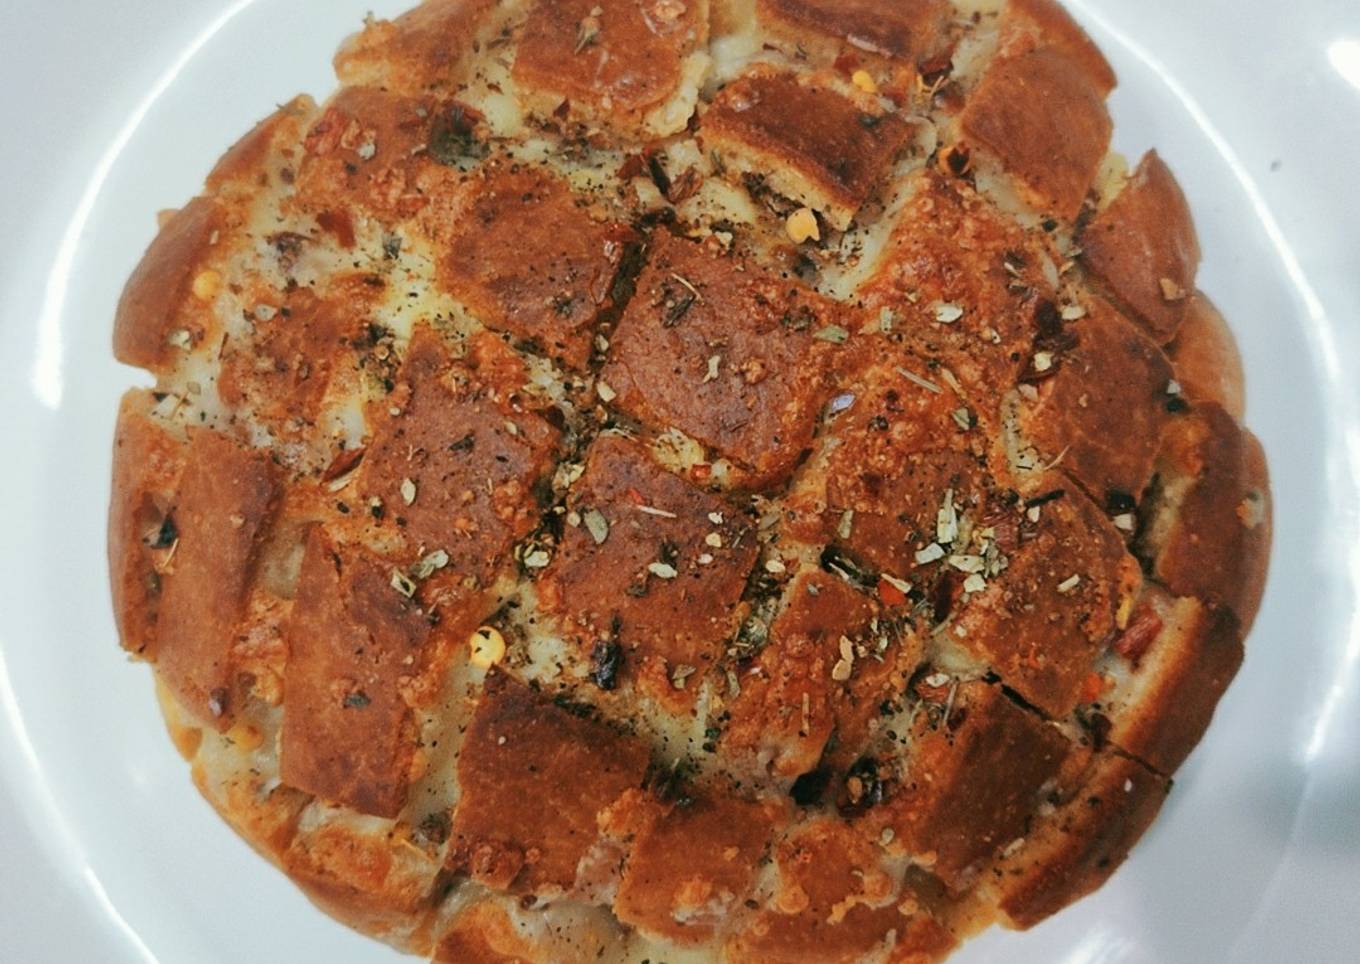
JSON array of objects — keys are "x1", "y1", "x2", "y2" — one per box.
[{"x1": 108, "y1": 1, "x2": 1271, "y2": 960}]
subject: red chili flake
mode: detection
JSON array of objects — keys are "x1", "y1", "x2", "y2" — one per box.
[
  {"x1": 831, "y1": 49, "x2": 861, "y2": 75},
  {"x1": 1112, "y1": 608, "x2": 1164, "y2": 665},
  {"x1": 625, "y1": 487, "x2": 646, "y2": 506},
  {"x1": 1078, "y1": 671, "x2": 1105, "y2": 705},
  {"x1": 316, "y1": 209, "x2": 356, "y2": 249},
  {"x1": 618, "y1": 153, "x2": 648, "y2": 180},
  {"x1": 691, "y1": 463, "x2": 713, "y2": 482},
  {"x1": 321, "y1": 446, "x2": 366, "y2": 482},
  {"x1": 877, "y1": 576, "x2": 908, "y2": 607}
]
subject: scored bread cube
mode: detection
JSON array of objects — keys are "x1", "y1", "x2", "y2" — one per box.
[
  {"x1": 437, "y1": 167, "x2": 634, "y2": 370},
  {"x1": 702, "y1": 70, "x2": 917, "y2": 231},
  {"x1": 540, "y1": 434, "x2": 758, "y2": 678},
  {"x1": 154, "y1": 429, "x2": 282, "y2": 728},
  {"x1": 280, "y1": 529, "x2": 440, "y2": 818},
  {"x1": 601, "y1": 231, "x2": 836, "y2": 486},
  {"x1": 1010, "y1": 297, "x2": 1174, "y2": 506},
  {"x1": 448, "y1": 673, "x2": 651, "y2": 894},
  {"x1": 756, "y1": 0, "x2": 953, "y2": 65},
  {"x1": 513, "y1": 0, "x2": 711, "y2": 138},
  {"x1": 869, "y1": 680, "x2": 1069, "y2": 891},
  {"x1": 355, "y1": 327, "x2": 562, "y2": 589},
  {"x1": 958, "y1": 46, "x2": 1112, "y2": 220},
  {"x1": 1081, "y1": 151, "x2": 1202, "y2": 343},
  {"x1": 723, "y1": 569, "x2": 924, "y2": 778}
]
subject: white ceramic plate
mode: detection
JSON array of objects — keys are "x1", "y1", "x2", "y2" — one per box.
[{"x1": 2, "y1": 1, "x2": 1357, "y2": 961}]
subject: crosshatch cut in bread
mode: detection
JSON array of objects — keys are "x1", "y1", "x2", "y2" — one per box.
[{"x1": 108, "y1": 1, "x2": 1272, "y2": 960}]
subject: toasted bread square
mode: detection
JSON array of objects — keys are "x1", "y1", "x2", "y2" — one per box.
[
  {"x1": 114, "y1": 196, "x2": 226, "y2": 371},
  {"x1": 1003, "y1": 0, "x2": 1116, "y2": 94},
  {"x1": 948, "y1": 480, "x2": 1140, "y2": 717},
  {"x1": 730, "y1": 818, "x2": 955, "y2": 963},
  {"x1": 988, "y1": 750, "x2": 1168, "y2": 928},
  {"x1": 1081, "y1": 151, "x2": 1201, "y2": 343},
  {"x1": 601, "y1": 232, "x2": 836, "y2": 485},
  {"x1": 757, "y1": 0, "x2": 952, "y2": 65},
  {"x1": 280, "y1": 530, "x2": 436, "y2": 818},
  {"x1": 861, "y1": 171, "x2": 1065, "y2": 395},
  {"x1": 355, "y1": 327, "x2": 561, "y2": 588},
  {"x1": 703, "y1": 70, "x2": 916, "y2": 230},
  {"x1": 959, "y1": 46, "x2": 1111, "y2": 220},
  {"x1": 724, "y1": 569, "x2": 923, "y2": 777},
  {"x1": 448, "y1": 673, "x2": 650, "y2": 894},
  {"x1": 1012, "y1": 297, "x2": 1174, "y2": 504},
  {"x1": 334, "y1": 0, "x2": 503, "y2": 95},
  {"x1": 108, "y1": 391, "x2": 189, "y2": 658},
  {"x1": 614, "y1": 793, "x2": 779, "y2": 944},
  {"x1": 155, "y1": 430, "x2": 281, "y2": 728},
  {"x1": 513, "y1": 0, "x2": 710, "y2": 138},
  {"x1": 1138, "y1": 402, "x2": 1271, "y2": 630},
  {"x1": 217, "y1": 276, "x2": 374, "y2": 438},
  {"x1": 439, "y1": 167, "x2": 634, "y2": 369},
  {"x1": 874, "y1": 681, "x2": 1068, "y2": 891},
  {"x1": 541, "y1": 434, "x2": 758, "y2": 675}
]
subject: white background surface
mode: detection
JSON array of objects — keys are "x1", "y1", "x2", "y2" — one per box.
[{"x1": 1, "y1": 1, "x2": 1358, "y2": 961}]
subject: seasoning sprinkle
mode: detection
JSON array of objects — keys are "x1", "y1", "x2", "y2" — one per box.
[
  {"x1": 400, "y1": 477, "x2": 417, "y2": 506},
  {"x1": 897, "y1": 367, "x2": 943, "y2": 394},
  {"x1": 648, "y1": 562, "x2": 679, "y2": 579},
  {"x1": 637, "y1": 504, "x2": 678, "y2": 519},
  {"x1": 583, "y1": 509, "x2": 610, "y2": 545},
  {"x1": 933, "y1": 302, "x2": 964, "y2": 324},
  {"x1": 814, "y1": 325, "x2": 850, "y2": 344},
  {"x1": 390, "y1": 570, "x2": 417, "y2": 598},
  {"x1": 915, "y1": 543, "x2": 946, "y2": 564},
  {"x1": 1057, "y1": 574, "x2": 1082, "y2": 594}
]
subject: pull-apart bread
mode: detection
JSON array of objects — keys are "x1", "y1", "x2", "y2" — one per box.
[{"x1": 108, "y1": 0, "x2": 1270, "y2": 959}]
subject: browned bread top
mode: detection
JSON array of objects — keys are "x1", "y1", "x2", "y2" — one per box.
[{"x1": 108, "y1": 1, "x2": 1269, "y2": 960}]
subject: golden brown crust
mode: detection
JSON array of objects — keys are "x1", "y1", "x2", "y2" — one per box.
[
  {"x1": 1015, "y1": 297, "x2": 1174, "y2": 503},
  {"x1": 448, "y1": 673, "x2": 651, "y2": 895},
  {"x1": 1081, "y1": 151, "x2": 1201, "y2": 343},
  {"x1": 990, "y1": 752, "x2": 1168, "y2": 928},
  {"x1": 154, "y1": 429, "x2": 281, "y2": 729},
  {"x1": 438, "y1": 167, "x2": 633, "y2": 369},
  {"x1": 280, "y1": 529, "x2": 437, "y2": 818},
  {"x1": 860, "y1": 171, "x2": 1066, "y2": 396},
  {"x1": 602, "y1": 232, "x2": 837, "y2": 486},
  {"x1": 1100, "y1": 593, "x2": 1244, "y2": 776},
  {"x1": 334, "y1": 0, "x2": 502, "y2": 94},
  {"x1": 613, "y1": 793, "x2": 780, "y2": 944},
  {"x1": 113, "y1": 196, "x2": 225, "y2": 370},
  {"x1": 724, "y1": 569, "x2": 923, "y2": 777},
  {"x1": 206, "y1": 95, "x2": 316, "y2": 196},
  {"x1": 1004, "y1": 0, "x2": 1117, "y2": 94},
  {"x1": 959, "y1": 46, "x2": 1112, "y2": 220},
  {"x1": 730, "y1": 818, "x2": 956, "y2": 963},
  {"x1": 873, "y1": 682, "x2": 1069, "y2": 891},
  {"x1": 513, "y1": 0, "x2": 710, "y2": 137},
  {"x1": 703, "y1": 70, "x2": 916, "y2": 230},
  {"x1": 1141, "y1": 403, "x2": 1272, "y2": 631},
  {"x1": 108, "y1": 391, "x2": 188, "y2": 659},
  {"x1": 757, "y1": 0, "x2": 953, "y2": 65},
  {"x1": 541, "y1": 434, "x2": 758, "y2": 677},
  {"x1": 354, "y1": 326, "x2": 561, "y2": 588},
  {"x1": 952, "y1": 480, "x2": 1139, "y2": 717},
  {"x1": 1168, "y1": 293, "x2": 1246, "y2": 421}
]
